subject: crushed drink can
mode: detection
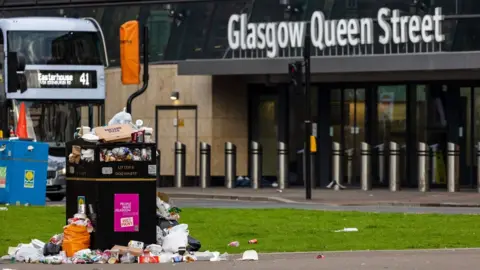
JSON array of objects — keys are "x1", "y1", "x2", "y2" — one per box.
[
  {"x1": 248, "y1": 239, "x2": 258, "y2": 244},
  {"x1": 228, "y1": 241, "x2": 240, "y2": 247},
  {"x1": 128, "y1": 240, "x2": 144, "y2": 249}
]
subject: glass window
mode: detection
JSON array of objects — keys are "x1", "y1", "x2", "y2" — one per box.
[
  {"x1": 145, "y1": 6, "x2": 172, "y2": 62},
  {"x1": 163, "y1": 2, "x2": 215, "y2": 60},
  {"x1": 100, "y1": 6, "x2": 140, "y2": 65},
  {"x1": 204, "y1": 1, "x2": 253, "y2": 59},
  {"x1": 7, "y1": 31, "x2": 104, "y2": 65}
]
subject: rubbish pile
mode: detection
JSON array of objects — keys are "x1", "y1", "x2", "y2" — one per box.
[{"x1": 1, "y1": 197, "x2": 228, "y2": 264}]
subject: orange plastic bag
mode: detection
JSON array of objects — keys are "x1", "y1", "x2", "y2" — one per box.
[{"x1": 62, "y1": 224, "x2": 91, "y2": 257}]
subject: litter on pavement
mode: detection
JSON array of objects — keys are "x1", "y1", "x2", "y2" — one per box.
[
  {"x1": 334, "y1": 228, "x2": 359, "y2": 232},
  {"x1": 0, "y1": 196, "x2": 243, "y2": 264}
]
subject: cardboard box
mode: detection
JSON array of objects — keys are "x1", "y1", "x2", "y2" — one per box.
[
  {"x1": 111, "y1": 245, "x2": 143, "y2": 256},
  {"x1": 94, "y1": 124, "x2": 133, "y2": 142}
]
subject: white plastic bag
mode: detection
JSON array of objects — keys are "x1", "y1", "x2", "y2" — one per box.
[
  {"x1": 108, "y1": 107, "x2": 133, "y2": 126},
  {"x1": 162, "y1": 229, "x2": 189, "y2": 253},
  {"x1": 15, "y1": 244, "x2": 43, "y2": 263}
]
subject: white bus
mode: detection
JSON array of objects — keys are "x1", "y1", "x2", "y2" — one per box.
[
  {"x1": 0, "y1": 17, "x2": 109, "y2": 201},
  {"x1": 0, "y1": 16, "x2": 108, "y2": 143}
]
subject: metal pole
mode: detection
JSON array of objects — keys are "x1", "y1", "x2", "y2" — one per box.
[
  {"x1": 199, "y1": 142, "x2": 211, "y2": 189},
  {"x1": 224, "y1": 142, "x2": 236, "y2": 189},
  {"x1": 304, "y1": 25, "x2": 312, "y2": 200},
  {"x1": 156, "y1": 149, "x2": 161, "y2": 187},
  {"x1": 126, "y1": 25, "x2": 149, "y2": 115},
  {"x1": 174, "y1": 141, "x2": 185, "y2": 188},
  {"x1": 447, "y1": 142, "x2": 459, "y2": 192},
  {"x1": 360, "y1": 142, "x2": 371, "y2": 191},
  {"x1": 418, "y1": 142, "x2": 429, "y2": 192},
  {"x1": 250, "y1": 141, "x2": 262, "y2": 189},
  {"x1": 477, "y1": 142, "x2": 480, "y2": 193},
  {"x1": 277, "y1": 141, "x2": 288, "y2": 190},
  {"x1": 346, "y1": 148, "x2": 354, "y2": 185},
  {"x1": 378, "y1": 144, "x2": 385, "y2": 184},
  {"x1": 389, "y1": 141, "x2": 400, "y2": 191}
]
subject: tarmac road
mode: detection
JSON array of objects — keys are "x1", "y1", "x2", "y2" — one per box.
[
  {"x1": 2, "y1": 249, "x2": 480, "y2": 270},
  {"x1": 48, "y1": 198, "x2": 480, "y2": 214}
]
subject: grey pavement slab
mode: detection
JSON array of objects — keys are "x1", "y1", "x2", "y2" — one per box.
[
  {"x1": 160, "y1": 187, "x2": 480, "y2": 207},
  {"x1": 2, "y1": 249, "x2": 480, "y2": 270}
]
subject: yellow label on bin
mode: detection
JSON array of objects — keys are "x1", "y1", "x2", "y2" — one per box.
[
  {"x1": 24, "y1": 170, "x2": 35, "y2": 188},
  {"x1": 310, "y1": 136, "x2": 317, "y2": 153}
]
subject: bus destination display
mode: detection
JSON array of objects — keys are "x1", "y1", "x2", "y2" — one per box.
[{"x1": 26, "y1": 70, "x2": 97, "y2": 89}]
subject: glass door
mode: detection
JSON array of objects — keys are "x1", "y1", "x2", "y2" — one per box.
[
  {"x1": 376, "y1": 85, "x2": 407, "y2": 186},
  {"x1": 343, "y1": 88, "x2": 365, "y2": 186}
]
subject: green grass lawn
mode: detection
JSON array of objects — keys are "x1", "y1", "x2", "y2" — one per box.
[{"x1": 1, "y1": 206, "x2": 480, "y2": 255}]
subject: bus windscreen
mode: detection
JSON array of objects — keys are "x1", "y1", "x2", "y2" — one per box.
[{"x1": 7, "y1": 31, "x2": 104, "y2": 66}]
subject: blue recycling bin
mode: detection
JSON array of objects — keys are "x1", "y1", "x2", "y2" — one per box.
[
  {"x1": 0, "y1": 140, "x2": 49, "y2": 206},
  {"x1": 0, "y1": 140, "x2": 10, "y2": 203}
]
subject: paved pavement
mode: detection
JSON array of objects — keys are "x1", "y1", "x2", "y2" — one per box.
[
  {"x1": 49, "y1": 197, "x2": 480, "y2": 214},
  {"x1": 2, "y1": 249, "x2": 480, "y2": 269},
  {"x1": 173, "y1": 198, "x2": 480, "y2": 214},
  {"x1": 160, "y1": 187, "x2": 480, "y2": 207}
]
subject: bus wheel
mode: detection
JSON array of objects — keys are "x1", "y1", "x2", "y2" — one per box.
[{"x1": 47, "y1": 194, "x2": 65, "y2": 202}]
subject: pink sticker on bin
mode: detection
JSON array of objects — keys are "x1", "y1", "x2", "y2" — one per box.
[{"x1": 114, "y1": 194, "x2": 139, "y2": 232}]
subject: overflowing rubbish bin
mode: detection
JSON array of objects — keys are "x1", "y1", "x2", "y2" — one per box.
[
  {"x1": 0, "y1": 140, "x2": 49, "y2": 206},
  {"x1": 65, "y1": 138, "x2": 157, "y2": 250}
]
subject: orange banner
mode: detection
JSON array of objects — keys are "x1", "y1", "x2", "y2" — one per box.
[{"x1": 120, "y1": 20, "x2": 140, "y2": 85}]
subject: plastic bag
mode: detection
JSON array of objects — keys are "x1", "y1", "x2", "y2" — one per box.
[
  {"x1": 15, "y1": 244, "x2": 43, "y2": 263},
  {"x1": 162, "y1": 229, "x2": 189, "y2": 253},
  {"x1": 62, "y1": 224, "x2": 91, "y2": 257},
  {"x1": 108, "y1": 108, "x2": 133, "y2": 126}
]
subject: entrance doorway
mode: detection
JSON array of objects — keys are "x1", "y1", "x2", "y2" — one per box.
[{"x1": 155, "y1": 105, "x2": 198, "y2": 187}]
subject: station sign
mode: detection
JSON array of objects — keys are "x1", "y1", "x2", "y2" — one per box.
[{"x1": 228, "y1": 7, "x2": 445, "y2": 58}]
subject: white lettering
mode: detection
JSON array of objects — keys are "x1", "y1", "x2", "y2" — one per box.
[
  {"x1": 409, "y1": 15, "x2": 421, "y2": 43},
  {"x1": 226, "y1": 7, "x2": 445, "y2": 58},
  {"x1": 227, "y1": 14, "x2": 240, "y2": 50},
  {"x1": 310, "y1": 11, "x2": 325, "y2": 50},
  {"x1": 433, "y1": 7, "x2": 445, "y2": 42},
  {"x1": 265, "y1": 23, "x2": 278, "y2": 58},
  {"x1": 336, "y1": 19, "x2": 348, "y2": 46},
  {"x1": 421, "y1": 15, "x2": 434, "y2": 43},
  {"x1": 378, "y1": 8, "x2": 391, "y2": 45},
  {"x1": 288, "y1": 22, "x2": 305, "y2": 47},
  {"x1": 347, "y1": 19, "x2": 360, "y2": 46},
  {"x1": 277, "y1": 22, "x2": 289, "y2": 49}
]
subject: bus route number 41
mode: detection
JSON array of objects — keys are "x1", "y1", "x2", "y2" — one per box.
[{"x1": 80, "y1": 72, "x2": 90, "y2": 86}]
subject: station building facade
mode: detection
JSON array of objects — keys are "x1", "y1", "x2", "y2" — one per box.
[{"x1": 4, "y1": 0, "x2": 480, "y2": 189}]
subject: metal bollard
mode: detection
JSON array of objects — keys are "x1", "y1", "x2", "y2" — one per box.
[
  {"x1": 250, "y1": 141, "x2": 262, "y2": 189},
  {"x1": 418, "y1": 142, "x2": 429, "y2": 192},
  {"x1": 360, "y1": 142, "x2": 371, "y2": 191},
  {"x1": 389, "y1": 141, "x2": 400, "y2": 192},
  {"x1": 174, "y1": 141, "x2": 186, "y2": 188},
  {"x1": 277, "y1": 142, "x2": 288, "y2": 190},
  {"x1": 447, "y1": 142, "x2": 460, "y2": 192},
  {"x1": 199, "y1": 142, "x2": 211, "y2": 189},
  {"x1": 224, "y1": 142, "x2": 236, "y2": 189},
  {"x1": 328, "y1": 142, "x2": 345, "y2": 190},
  {"x1": 346, "y1": 148, "x2": 354, "y2": 185},
  {"x1": 477, "y1": 142, "x2": 480, "y2": 193},
  {"x1": 377, "y1": 144, "x2": 385, "y2": 184}
]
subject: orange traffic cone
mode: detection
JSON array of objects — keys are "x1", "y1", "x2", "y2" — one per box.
[{"x1": 16, "y1": 102, "x2": 28, "y2": 139}]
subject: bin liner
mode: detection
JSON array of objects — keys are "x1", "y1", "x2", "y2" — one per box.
[
  {"x1": 43, "y1": 243, "x2": 62, "y2": 256},
  {"x1": 62, "y1": 224, "x2": 91, "y2": 257},
  {"x1": 157, "y1": 218, "x2": 201, "y2": 252}
]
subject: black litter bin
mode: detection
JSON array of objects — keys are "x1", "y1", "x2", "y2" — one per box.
[{"x1": 65, "y1": 138, "x2": 157, "y2": 250}]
